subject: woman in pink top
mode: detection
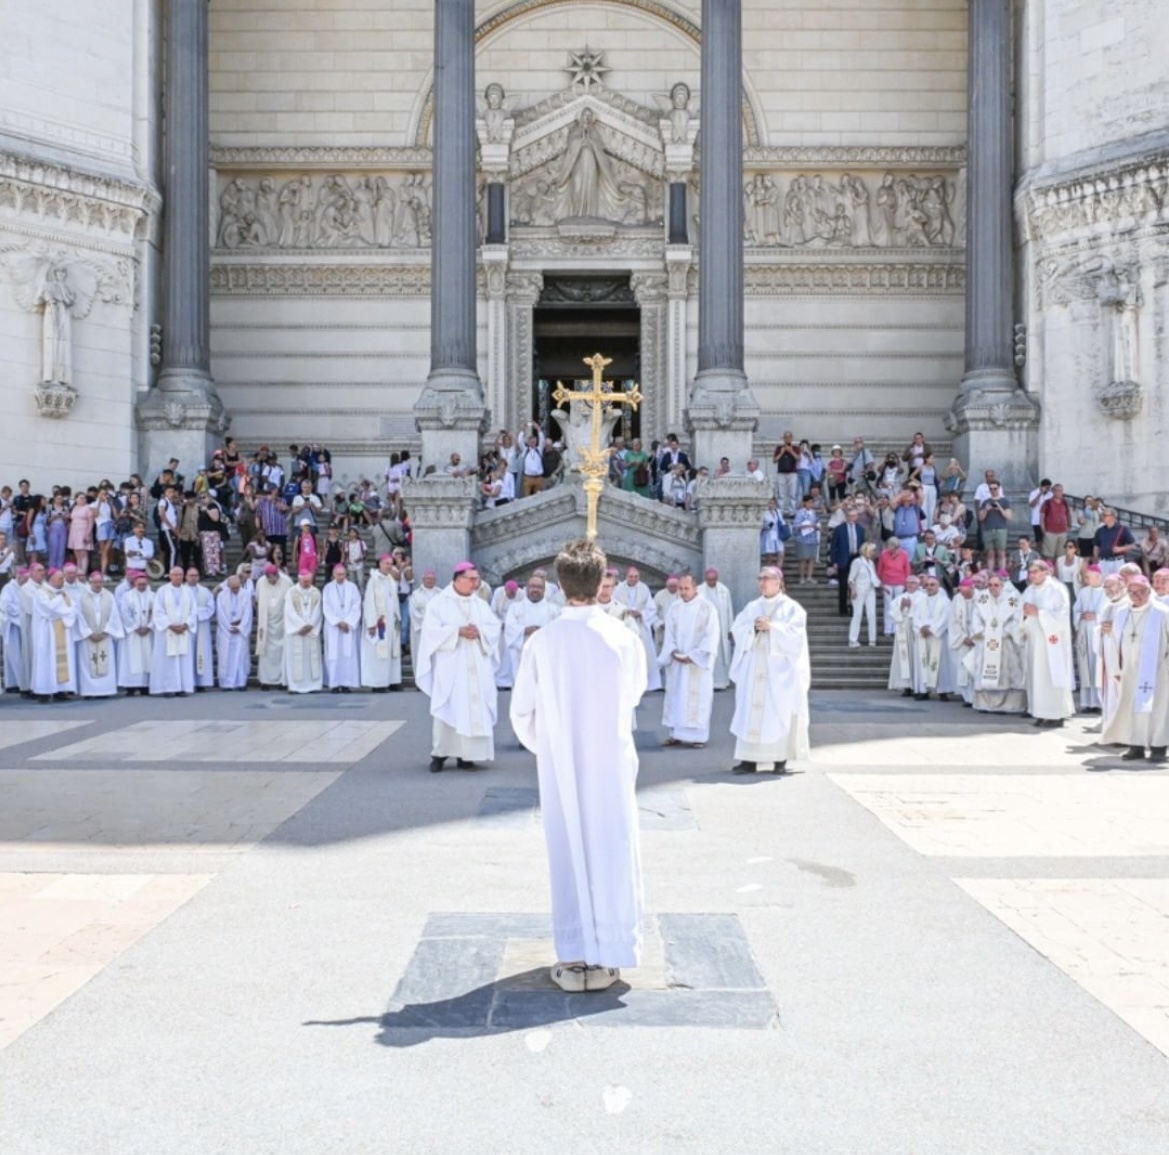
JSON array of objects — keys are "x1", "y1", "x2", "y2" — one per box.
[
  {"x1": 67, "y1": 492, "x2": 96, "y2": 576},
  {"x1": 293, "y1": 519, "x2": 318, "y2": 578},
  {"x1": 876, "y1": 537, "x2": 911, "y2": 636}
]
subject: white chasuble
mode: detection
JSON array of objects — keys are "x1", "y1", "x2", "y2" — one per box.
[
  {"x1": 407, "y1": 585, "x2": 440, "y2": 659},
  {"x1": 658, "y1": 595, "x2": 720, "y2": 743},
  {"x1": 78, "y1": 588, "x2": 125, "y2": 697},
  {"x1": 968, "y1": 591, "x2": 1027, "y2": 714},
  {"x1": 360, "y1": 572, "x2": 402, "y2": 688},
  {"x1": 322, "y1": 580, "x2": 362, "y2": 688},
  {"x1": 729, "y1": 594, "x2": 811, "y2": 767},
  {"x1": 30, "y1": 590, "x2": 82, "y2": 697},
  {"x1": 1019, "y1": 579, "x2": 1075, "y2": 721},
  {"x1": 698, "y1": 581, "x2": 735, "y2": 691},
  {"x1": 116, "y1": 588, "x2": 154, "y2": 687},
  {"x1": 887, "y1": 591, "x2": 921, "y2": 691},
  {"x1": 416, "y1": 586, "x2": 501, "y2": 760},
  {"x1": 504, "y1": 598, "x2": 560, "y2": 683},
  {"x1": 911, "y1": 590, "x2": 951, "y2": 693},
  {"x1": 1101, "y1": 602, "x2": 1169, "y2": 749},
  {"x1": 490, "y1": 590, "x2": 523, "y2": 689},
  {"x1": 190, "y1": 584, "x2": 216, "y2": 688},
  {"x1": 1, "y1": 579, "x2": 27, "y2": 692},
  {"x1": 1073, "y1": 586, "x2": 1107, "y2": 711},
  {"x1": 612, "y1": 581, "x2": 661, "y2": 692},
  {"x1": 949, "y1": 595, "x2": 976, "y2": 702},
  {"x1": 216, "y1": 587, "x2": 254, "y2": 689},
  {"x1": 149, "y1": 584, "x2": 197, "y2": 695},
  {"x1": 255, "y1": 573, "x2": 292, "y2": 686},
  {"x1": 510, "y1": 605, "x2": 648, "y2": 969},
  {"x1": 652, "y1": 588, "x2": 677, "y2": 650},
  {"x1": 283, "y1": 585, "x2": 323, "y2": 693},
  {"x1": 1098, "y1": 595, "x2": 1130, "y2": 730}
]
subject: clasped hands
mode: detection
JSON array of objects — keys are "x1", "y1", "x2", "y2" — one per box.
[{"x1": 458, "y1": 624, "x2": 481, "y2": 640}]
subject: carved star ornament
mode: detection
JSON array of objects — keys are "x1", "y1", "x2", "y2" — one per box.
[{"x1": 565, "y1": 49, "x2": 610, "y2": 91}]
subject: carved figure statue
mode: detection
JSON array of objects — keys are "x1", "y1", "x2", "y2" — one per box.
[
  {"x1": 553, "y1": 390, "x2": 622, "y2": 473},
  {"x1": 554, "y1": 108, "x2": 622, "y2": 220},
  {"x1": 874, "y1": 174, "x2": 897, "y2": 246},
  {"x1": 654, "y1": 81, "x2": 696, "y2": 144},
  {"x1": 255, "y1": 178, "x2": 279, "y2": 247},
  {"x1": 479, "y1": 82, "x2": 512, "y2": 144},
  {"x1": 1098, "y1": 268, "x2": 1142, "y2": 385},
  {"x1": 840, "y1": 173, "x2": 873, "y2": 246},
  {"x1": 745, "y1": 173, "x2": 781, "y2": 245},
  {"x1": 783, "y1": 175, "x2": 809, "y2": 246},
  {"x1": 37, "y1": 265, "x2": 76, "y2": 385}
]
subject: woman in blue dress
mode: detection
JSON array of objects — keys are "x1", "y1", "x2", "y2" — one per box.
[
  {"x1": 46, "y1": 493, "x2": 69, "y2": 570},
  {"x1": 25, "y1": 495, "x2": 48, "y2": 564}
]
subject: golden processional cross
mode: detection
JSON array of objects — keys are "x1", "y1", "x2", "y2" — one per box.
[{"x1": 552, "y1": 353, "x2": 642, "y2": 541}]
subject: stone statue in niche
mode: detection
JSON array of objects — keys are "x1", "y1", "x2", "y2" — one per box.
[
  {"x1": 554, "y1": 108, "x2": 622, "y2": 219},
  {"x1": 477, "y1": 82, "x2": 513, "y2": 144},
  {"x1": 1097, "y1": 267, "x2": 1142, "y2": 387},
  {"x1": 654, "y1": 82, "x2": 696, "y2": 144},
  {"x1": 37, "y1": 266, "x2": 76, "y2": 385}
]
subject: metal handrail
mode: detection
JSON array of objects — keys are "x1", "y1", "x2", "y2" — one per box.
[{"x1": 1063, "y1": 494, "x2": 1169, "y2": 534}]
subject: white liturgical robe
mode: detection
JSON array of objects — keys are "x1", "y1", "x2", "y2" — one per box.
[
  {"x1": 504, "y1": 597, "x2": 560, "y2": 680},
  {"x1": 1098, "y1": 593, "x2": 1131, "y2": 730},
  {"x1": 408, "y1": 584, "x2": 440, "y2": 659},
  {"x1": 613, "y1": 580, "x2": 661, "y2": 692},
  {"x1": 255, "y1": 572, "x2": 293, "y2": 687},
  {"x1": 949, "y1": 593, "x2": 976, "y2": 704},
  {"x1": 189, "y1": 583, "x2": 216, "y2": 689},
  {"x1": 967, "y1": 590, "x2": 1027, "y2": 714},
  {"x1": 490, "y1": 588, "x2": 523, "y2": 689},
  {"x1": 698, "y1": 580, "x2": 734, "y2": 691},
  {"x1": 1, "y1": 578, "x2": 27, "y2": 691},
  {"x1": 283, "y1": 584, "x2": 323, "y2": 693},
  {"x1": 910, "y1": 589, "x2": 952, "y2": 694},
  {"x1": 887, "y1": 589, "x2": 923, "y2": 691},
  {"x1": 31, "y1": 589, "x2": 83, "y2": 697},
  {"x1": 216, "y1": 586, "x2": 254, "y2": 689},
  {"x1": 416, "y1": 585, "x2": 501, "y2": 761},
  {"x1": 658, "y1": 594, "x2": 720, "y2": 743},
  {"x1": 116, "y1": 586, "x2": 154, "y2": 688},
  {"x1": 77, "y1": 587, "x2": 125, "y2": 697},
  {"x1": 360, "y1": 571, "x2": 402, "y2": 688},
  {"x1": 20, "y1": 579, "x2": 47, "y2": 689},
  {"x1": 149, "y1": 583, "x2": 198, "y2": 695},
  {"x1": 510, "y1": 604, "x2": 648, "y2": 968},
  {"x1": 729, "y1": 594, "x2": 811, "y2": 767},
  {"x1": 1073, "y1": 585, "x2": 1107, "y2": 711},
  {"x1": 1019, "y1": 578, "x2": 1075, "y2": 721},
  {"x1": 1100, "y1": 601, "x2": 1169, "y2": 749},
  {"x1": 322, "y1": 579, "x2": 362, "y2": 689},
  {"x1": 652, "y1": 588, "x2": 677, "y2": 650}
]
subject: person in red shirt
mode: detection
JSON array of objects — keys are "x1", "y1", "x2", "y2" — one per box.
[
  {"x1": 1039, "y1": 482, "x2": 1073, "y2": 559},
  {"x1": 876, "y1": 538, "x2": 912, "y2": 636}
]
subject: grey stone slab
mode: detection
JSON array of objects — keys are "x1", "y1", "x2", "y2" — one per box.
[
  {"x1": 490, "y1": 989, "x2": 776, "y2": 1030},
  {"x1": 389, "y1": 937, "x2": 502, "y2": 1013},
  {"x1": 246, "y1": 697, "x2": 371, "y2": 710},
  {"x1": 637, "y1": 786, "x2": 695, "y2": 832},
  {"x1": 476, "y1": 786, "x2": 538, "y2": 828},
  {"x1": 421, "y1": 912, "x2": 550, "y2": 939},
  {"x1": 659, "y1": 913, "x2": 767, "y2": 991}
]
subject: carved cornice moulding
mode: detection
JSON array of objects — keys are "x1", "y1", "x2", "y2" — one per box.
[
  {"x1": 210, "y1": 146, "x2": 433, "y2": 170},
  {"x1": 0, "y1": 147, "x2": 159, "y2": 242},
  {"x1": 744, "y1": 145, "x2": 966, "y2": 168},
  {"x1": 743, "y1": 263, "x2": 965, "y2": 295},
  {"x1": 211, "y1": 263, "x2": 432, "y2": 296}
]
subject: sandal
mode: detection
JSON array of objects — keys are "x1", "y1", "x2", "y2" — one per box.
[{"x1": 661, "y1": 737, "x2": 681, "y2": 747}]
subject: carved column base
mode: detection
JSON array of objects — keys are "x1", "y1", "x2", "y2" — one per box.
[
  {"x1": 136, "y1": 377, "x2": 230, "y2": 483},
  {"x1": 407, "y1": 476, "x2": 479, "y2": 583},
  {"x1": 696, "y1": 476, "x2": 772, "y2": 610},
  {"x1": 945, "y1": 387, "x2": 1040, "y2": 492},
  {"x1": 685, "y1": 370, "x2": 760, "y2": 477},
  {"x1": 414, "y1": 370, "x2": 489, "y2": 477}
]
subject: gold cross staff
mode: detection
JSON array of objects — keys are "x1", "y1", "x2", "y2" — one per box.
[{"x1": 552, "y1": 353, "x2": 642, "y2": 541}]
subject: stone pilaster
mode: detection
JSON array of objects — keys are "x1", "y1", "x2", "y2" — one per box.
[
  {"x1": 138, "y1": 0, "x2": 227, "y2": 477},
  {"x1": 406, "y1": 477, "x2": 479, "y2": 582},
  {"x1": 505, "y1": 271, "x2": 542, "y2": 433},
  {"x1": 665, "y1": 246, "x2": 692, "y2": 434},
  {"x1": 947, "y1": 0, "x2": 1038, "y2": 489},
  {"x1": 696, "y1": 477, "x2": 772, "y2": 610},
  {"x1": 414, "y1": 0, "x2": 487, "y2": 472},
  {"x1": 687, "y1": 0, "x2": 759, "y2": 472},
  {"x1": 483, "y1": 247, "x2": 509, "y2": 436},
  {"x1": 631, "y1": 272, "x2": 668, "y2": 444}
]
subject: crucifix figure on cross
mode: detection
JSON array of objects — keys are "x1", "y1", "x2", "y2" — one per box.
[{"x1": 552, "y1": 353, "x2": 642, "y2": 541}]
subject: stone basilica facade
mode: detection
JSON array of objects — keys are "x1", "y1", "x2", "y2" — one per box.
[{"x1": 1, "y1": 0, "x2": 1167, "y2": 585}]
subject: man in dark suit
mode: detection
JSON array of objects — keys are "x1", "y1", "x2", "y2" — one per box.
[
  {"x1": 830, "y1": 508, "x2": 865, "y2": 616},
  {"x1": 659, "y1": 433, "x2": 691, "y2": 475}
]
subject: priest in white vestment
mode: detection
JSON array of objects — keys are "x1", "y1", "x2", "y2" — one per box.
[
  {"x1": 216, "y1": 575, "x2": 254, "y2": 690},
  {"x1": 255, "y1": 564, "x2": 292, "y2": 689},
  {"x1": 490, "y1": 580, "x2": 524, "y2": 689},
  {"x1": 30, "y1": 570, "x2": 83, "y2": 700},
  {"x1": 613, "y1": 566, "x2": 661, "y2": 692},
  {"x1": 729, "y1": 567, "x2": 811, "y2": 773},
  {"x1": 510, "y1": 538, "x2": 648, "y2": 992},
  {"x1": 185, "y1": 568, "x2": 216, "y2": 690},
  {"x1": 598, "y1": 574, "x2": 639, "y2": 633},
  {"x1": 887, "y1": 574, "x2": 923, "y2": 694},
  {"x1": 1, "y1": 568, "x2": 28, "y2": 692},
  {"x1": 361, "y1": 555, "x2": 402, "y2": 690},
  {"x1": 652, "y1": 575, "x2": 678, "y2": 651},
  {"x1": 910, "y1": 576, "x2": 953, "y2": 700},
  {"x1": 1019, "y1": 560, "x2": 1075, "y2": 726},
  {"x1": 504, "y1": 575, "x2": 560, "y2": 682},
  {"x1": 408, "y1": 570, "x2": 440, "y2": 660},
  {"x1": 284, "y1": 573, "x2": 323, "y2": 693},
  {"x1": 20, "y1": 563, "x2": 48, "y2": 691},
  {"x1": 1072, "y1": 565, "x2": 1106, "y2": 712},
  {"x1": 322, "y1": 565, "x2": 362, "y2": 691},
  {"x1": 116, "y1": 572, "x2": 154, "y2": 694},
  {"x1": 949, "y1": 578, "x2": 976, "y2": 705},
  {"x1": 1100, "y1": 576, "x2": 1169, "y2": 762},
  {"x1": 699, "y1": 568, "x2": 734, "y2": 691},
  {"x1": 1154, "y1": 568, "x2": 1169, "y2": 604},
  {"x1": 1098, "y1": 575, "x2": 1131, "y2": 732},
  {"x1": 658, "y1": 573, "x2": 721, "y2": 747},
  {"x1": 150, "y1": 567, "x2": 198, "y2": 696},
  {"x1": 77, "y1": 572, "x2": 124, "y2": 698},
  {"x1": 967, "y1": 574, "x2": 1027, "y2": 714},
  {"x1": 416, "y1": 563, "x2": 501, "y2": 772}
]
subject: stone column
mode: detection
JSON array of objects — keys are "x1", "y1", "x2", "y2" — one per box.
[
  {"x1": 138, "y1": 0, "x2": 227, "y2": 478},
  {"x1": 414, "y1": 0, "x2": 487, "y2": 471},
  {"x1": 687, "y1": 0, "x2": 759, "y2": 472},
  {"x1": 697, "y1": 477, "x2": 772, "y2": 610},
  {"x1": 482, "y1": 251, "x2": 509, "y2": 433},
  {"x1": 947, "y1": 0, "x2": 1037, "y2": 489}
]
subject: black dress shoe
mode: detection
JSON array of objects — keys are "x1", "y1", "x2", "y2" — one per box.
[
  {"x1": 901, "y1": 689, "x2": 913, "y2": 697},
  {"x1": 389, "y1": 684, "x2": 402, "y2": 692},
  {"x1": 1032, "y1": 718, "x2": 1046, "y2": 727},
  {"x1": 1122, "y1": 746, "x2": 1148, "y2": 761},
  {"x1": 772, "y1": 761, "x2": 788, "y2": 775},
  {"x1": 429, "y1": 756, "x2": 446, "y2": 773},
  {"x1": 914, "y1": 693, "x2": 929, "y2": 701},
  {"x1": 938, "y1": 693, "x2": 953, "y2": 702},
  {"x1": 1149, "y1": 747, "x2": 1168, "y2": 765},
  {"x1": 731, "y1": 761, "x2": 757, "y2": 774},
  {"x1": 341, "y1": 686, "x2": 351, "y2": 693},
  {"x1": 331, "y1": 687, "x2": 341, "y2": 694},
  {"x1": 456, "y1": 758, "x2": 477, "y2": 769},
  {"x1": 1047, "y1": 719, "x2": 1064, "y2": 729}
]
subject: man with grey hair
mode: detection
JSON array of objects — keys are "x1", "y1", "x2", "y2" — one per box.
[{"x1": 658, "y1": 572, "x2": 720, "y2": 748}]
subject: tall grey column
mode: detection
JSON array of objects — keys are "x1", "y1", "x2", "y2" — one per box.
[
  {"x1": 687, "y1": 0, "x2": 758, "y2": 473},
  {"x1": 415, "y1": 0, "x2": 487, "y2": 477},
  {"x1": 948, "y1": 0, "x2": 1037, "y2": 489},
  {"x1": 139, "y1": 0, "x2": 226, "y2": 479}
]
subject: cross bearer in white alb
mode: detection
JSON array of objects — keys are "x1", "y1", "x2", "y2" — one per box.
[
  {"x1": 216, "y1": 575, "x2": 254, "y2": 690},
  {"x1": 77, "y1": 571, "x2": 124, "y2": 698},
  {"x1": 729, "y1": 566, "x2": 811, "y2": 775},
  {"x1": 416, "y1": 562, "x2": 502, "y2": 773},
  {"x1": 361, "y1": 554, "x2": 403, "y2": 691},
  {"x1": 284, "y1": 572, "x2": 323, "y2": 693},
  {"x1": 658, "y1": 572, "x2": 721, "y2": 748},
  {"x1": 1101, "y1": 575, "x2": 1169, "y2": 763},
  {"x1": 1019, "y1": 560, "x2": 1075, "y2": 728}
]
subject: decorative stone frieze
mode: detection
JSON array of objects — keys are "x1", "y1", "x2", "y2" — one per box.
[
  {"x1": 743, "y1": 262, "x2": 965, "y2": 295},
  {"x1": 209, "y1": 263, "x2": 432, "y2": 296},
  {"x1": 211, "y1": 146, "x2": 433, "y2": 170}
]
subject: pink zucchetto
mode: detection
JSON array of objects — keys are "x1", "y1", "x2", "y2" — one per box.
[
  {"x1": 16, "y1": 567, "x2": 28, "y2": 577},
  {"x1": 89, "y1": 571, "x2": 103, "y2": 580},
  {"x1": 47, "y1": 568, "x2": 61, "y2": 577},
  {"x1": 264, "y1": 564, "x2": 279, "y2": 576},
  {"x1": 505, "y1": 580, "x2": 519, "y2": 594},
  {"x1": 422, "y1": 568, "x2": 436, "y2": 578},
  {"x1": 379, "y1": 553, "x2": 394, "y2": 563},
  {"x1": 958, "y1": 578, "x2": 974, "y2": 589},
  {"x1": 1128, "y1": 575, "x2": 1151, "y2": 588},
  {"x1": 1086, "y1": 564, "x2": 1102, "y2": 573},
  {"x1": 453, "y1": 561, "x2": 477, "y2": 575}
]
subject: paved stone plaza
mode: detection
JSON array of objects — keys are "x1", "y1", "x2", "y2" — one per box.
[{"x1": 2, "y1": 690, "x2": 1169, "y2": 1153}]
